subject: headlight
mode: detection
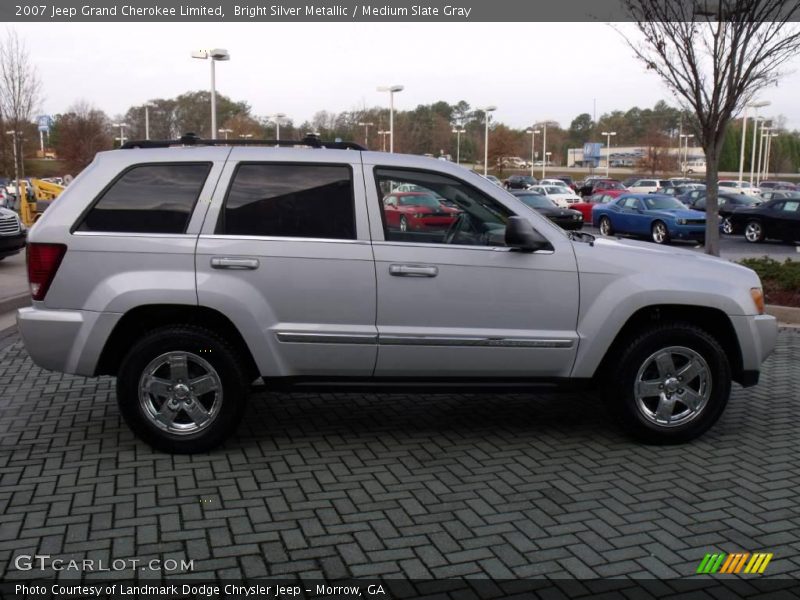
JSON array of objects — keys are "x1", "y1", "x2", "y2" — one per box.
[
  {"x1": 414, "y1": 213, "x2": 426, "y2": 218},
  {"x1": 676, "y1": 218, "x2": 687, "y2": 225},
  {"x1": 574, "y1": 213, "x2": 582, "y2": 220}
]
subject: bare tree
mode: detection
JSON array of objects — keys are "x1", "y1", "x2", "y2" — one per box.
[
  {"x1": 621, "y1": 1, "x2": 800, "y2": 255},
  {"x1": 0, "y1": 29, "x2": 41, "y2": 183},
  {"x1": 51, "y1": 101, "x2": 112, "y2": 175}
]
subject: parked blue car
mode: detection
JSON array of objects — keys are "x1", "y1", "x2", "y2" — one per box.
[{"x1": 593, "y1": 193, "x2": 707, "y2": 244}]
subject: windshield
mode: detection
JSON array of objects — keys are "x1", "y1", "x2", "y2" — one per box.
[
  {"x1": 544, "y1": 186, "x2": 567, "y2": 194},
  {"x1": 518, "y1": 194, "x2": 556, "y2": 209},
  {"x1": 398, "y1": 194, "x2": 441, "y2": 207},
  {"x1": 643, "y1": 196, "x2": 686, "y2": 210}
]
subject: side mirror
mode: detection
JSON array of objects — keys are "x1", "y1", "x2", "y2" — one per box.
[{"x1": 505, "y1": 216, "x2": 551, "y2": 252}]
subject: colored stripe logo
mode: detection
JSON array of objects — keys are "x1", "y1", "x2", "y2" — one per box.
[{"x1": 696, "y1": 552, "x2": 773, "y2": 574}]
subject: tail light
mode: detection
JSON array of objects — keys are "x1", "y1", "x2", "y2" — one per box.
[{"x1": 27, "y1": 243, "x2": 67, "y2": 301}]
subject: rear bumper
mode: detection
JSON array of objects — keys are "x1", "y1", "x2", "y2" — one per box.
[{"x1": 17, "y1": 306, "x2": 121, "y2": 376}]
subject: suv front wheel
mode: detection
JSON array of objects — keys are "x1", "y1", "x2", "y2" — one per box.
[
  {"x1": 117, "y1": 325, "x2": 249, "y2": 453},
  {"x1": 606, "y1": 323, "x2": 731, "y2": 444}
]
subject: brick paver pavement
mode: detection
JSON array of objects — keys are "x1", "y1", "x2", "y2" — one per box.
[{"x1": 1, "y1": 328, "x2": 799, "y2": 581}]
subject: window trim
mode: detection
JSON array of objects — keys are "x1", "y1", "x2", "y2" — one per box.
[
  {"x1": 371, "y1": 165, "x2": 516, "y2": 248},
  {"x1": 217, "y1": 161, "x2": 357, "y2": 240},
  {"x1": 71, "y1": 161, "x2": 212, "y2": 235}
]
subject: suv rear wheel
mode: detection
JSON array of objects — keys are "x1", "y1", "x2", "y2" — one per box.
[
  {"x1": 117, "y1": 325, "x2": 249, "y2": 453},
  {"x1": 606, "y1": 323, "x2": 731, "y2": 444}
]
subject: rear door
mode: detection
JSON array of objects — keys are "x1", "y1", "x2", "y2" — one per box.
[{"x1": 195, "y1": 148, "x2": 377, "y2": 377}]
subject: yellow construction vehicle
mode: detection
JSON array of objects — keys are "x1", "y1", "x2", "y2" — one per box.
[{"x1": 18, "y1": 178, "x2": 65, "y2": 227}]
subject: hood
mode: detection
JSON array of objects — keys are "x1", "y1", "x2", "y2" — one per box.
[
  {"x1": 647, "y1": 208, "x2": 705, "y2": 219},
  {"x1": 0, "y1": 207, "x2": 18, "y2": 219}
]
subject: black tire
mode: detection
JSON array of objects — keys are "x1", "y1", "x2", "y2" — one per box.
[
  {"x1": 651, "y1": 220, "x2": 670, "y2": 244},
  {"x1": 744, "y1": 220, "x2": 765, "y2": 243},
  {"x1": 605, "y1": 323, "x2": 731, "y2": 444},
  {"x1": 117, "y1": 325, "x2": 249, "y2": 453},
  {"x1": 599, "y1": 216, "x2": 614, "y2": 236}
]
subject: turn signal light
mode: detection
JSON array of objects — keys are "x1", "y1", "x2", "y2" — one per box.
[{"x1": 750, "y1": 288, "x2": 765, "y2": 315}]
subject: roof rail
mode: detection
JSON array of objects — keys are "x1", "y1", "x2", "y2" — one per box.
[{"x1": 120, "y1": 133, "x2": 366, "y2": 151}]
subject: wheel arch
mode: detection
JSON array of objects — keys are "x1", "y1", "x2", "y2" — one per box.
[
  {"x1": 95, "y1": 304, "x2": 260, "y2": 381},
  {"x1": 592, "y1": 304, "x2": 744, "y2": 385}
]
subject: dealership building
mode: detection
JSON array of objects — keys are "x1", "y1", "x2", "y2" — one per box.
[{"x1": 567, "y1": 144, "x2": 706, "y2": 168}]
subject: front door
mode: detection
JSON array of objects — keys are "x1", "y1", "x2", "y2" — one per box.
[{"x1": 364, "y1": 161, "x2": 580, "y2": 378}]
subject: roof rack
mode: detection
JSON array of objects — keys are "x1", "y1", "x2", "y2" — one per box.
[{"x1": 120, "y1": 133, "x2": 366, "y2": 151}]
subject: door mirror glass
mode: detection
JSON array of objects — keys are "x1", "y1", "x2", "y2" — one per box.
[{"x1": 505, "y1": 216, "x2": 550, "y2": 252}]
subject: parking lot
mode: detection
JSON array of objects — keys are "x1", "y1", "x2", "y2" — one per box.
[{"x1": 1, "y1": 317, "x2": 799, "y2": 581}]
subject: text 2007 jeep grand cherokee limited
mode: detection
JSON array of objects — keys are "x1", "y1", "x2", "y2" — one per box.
[{"x1": 17, "y1": 136, "x2": 777, "y2": 453}]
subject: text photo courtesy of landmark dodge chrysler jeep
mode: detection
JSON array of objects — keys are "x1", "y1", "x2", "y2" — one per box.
[{"x1": 17, "y1": 136, "x2": 777, "y2": 453}]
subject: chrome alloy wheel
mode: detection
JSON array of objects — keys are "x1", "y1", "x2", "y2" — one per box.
[
  {"x1": 721, "y1": 217, "x2": 733, "y2": 235},
  {"x1": 599, "y1": 217, "x2": 612, "y2": 236},
  {"x1": 138, "y1": 351, "x2": 223, "y2": 435},
  {"x1": 634, "y1": 346, "x2": 711, "y2": 428},
  {"x1": 744, "y1": 221, "x2": 763, "y2": 242},
  {"x1": 652, "y1": 221, "x2": 668, "y2": 244}
]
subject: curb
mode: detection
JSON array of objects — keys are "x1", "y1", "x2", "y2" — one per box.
[
  {"x1": 766, "y1": 304, "x2": 800, "y2": 325},
  {"x1": 0, "y1": 292, "x2": 30, "y2": 314}
]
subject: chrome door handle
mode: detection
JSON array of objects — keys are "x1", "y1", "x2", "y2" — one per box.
[
  {"x1": 210, "y1": 257, "x2": 260, "y2": 270},
  {"x1": 389, "y1": 264, "x2": 438, "y2": 277}
]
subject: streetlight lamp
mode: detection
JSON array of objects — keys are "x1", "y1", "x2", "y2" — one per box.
[
  {"x1": 477, "y1": 105, "x2": 497, "y2": 176},
  {"x1": 377, "y1": 85, "x2": 403, "y2": 153},
  {"x1": 738, "y1": 100, "x2": 770, "y2": 186},
  {"x1": 218, "y1": 128, "x2": 233, "y2": 140},
  {"x1": 377, "y1": 130, "x2": 389, "y2": 152},
  {"x1": 601, "y1": 131, "x2": 617, "y2": 177},
  {"x1": 358, "y1": 121, "x2": 374, "y2": 147},
  {"x1": 191, "y1": 48, "x2": 230, "y2": 138},
  {"x1": 267, "y1": 113, "x2": 287, "y2": 140},
  {"x1": 525, "y1": 128, "x2": 540, "y2": 177},
  {"x1": 113, "y1": 122, "x2": 128, "y2": 147},
  {"x1": 452, "y1": 126, "x2": 466, "y2": 165},
  {"x1": 143, "y1": 101, "x2": 156, "y2": 140}
]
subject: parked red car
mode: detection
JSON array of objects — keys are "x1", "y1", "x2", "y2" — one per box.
[
  {"x1": 382, "y1": 192, "x2": 460, "y2": 232},
  {"x1": 572, "y1": 190, "x2": 626, "y2": 221}
]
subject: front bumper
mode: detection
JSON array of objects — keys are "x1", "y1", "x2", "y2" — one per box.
[
  {"x1": 729, "y1": 313, "x2": 778, "y2": 387},
  {"x1": 17, "y1": 306, "x2": 121, "y2": 376},
  {"x1": 0, "y1": 230, "x2": 26, "y2": 257}
]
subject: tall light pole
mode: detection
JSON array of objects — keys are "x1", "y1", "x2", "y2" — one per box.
[
  {"x1": 377, "y1": 85, "x2": 404, "y2": 153},
  {"x1": 750, "y1": 116, "x2": 764, "y2": 187},
  {"x1": 477, "y1": 105, "x2": 496, "y2": 176},
  {"x1": 5, "y1": 130, "x2": 20, "y2": 209},
  {"x1": 764, "y1": 132, "x2": 778, "y2": 181},
  {"x1": 756, "y1": 121, "x2": 769, "y2": 186},
  {"x1": 452, "y1": 126, "x2": 465, "y2": 165},
  {"x1": 143, "y1": 101, "x2": 156, "y2": 140},
  {"x1": 541, "y1": 121, "x2": 549, "y2": 178},
  {"x1": 218, "y1": 128, "x2": 232, "y2": 140},
  {"x1": 113, "y1": 122, "x2": 128, "y2": 147},
  {"x1": 358, "y1": 121, "x2": 374, "y2": 146},
  {"x1": 601, "y1": 131, "x2": 617, "y2": 177},
  {"x1": 378, "y1": 129, "x2": 389, "y2": 152},
  {"x1": 679, "y1": 133, "x2": 693, "y2": 176},
  {"x1": 191, "y1": 48, "x2": 230, "y2": 138},
  {"x1": 738, "y1": 100, "x2": 770, "y2": 186},
  {"x1": 267, "y1": 113, "x2": 287, "y2": 140},
  {"x1": 525, "y1": 128, "x2": 540, "y2": 177}
]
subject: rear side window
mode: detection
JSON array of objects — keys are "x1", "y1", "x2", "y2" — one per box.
[
  {"x1": 78, "y1": 163, "x2": 210, "y2": 233},
  {"x1": 220, "y1": 163, "x2": 355, "y2": 239}
]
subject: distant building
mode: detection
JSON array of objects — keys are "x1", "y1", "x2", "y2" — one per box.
[{"x1": 567, "y1": 145, "x2": 706, "y2": 168}]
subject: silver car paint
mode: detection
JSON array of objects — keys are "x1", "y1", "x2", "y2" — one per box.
[{"x1": 17, "y1": 146, "x2": 777, "y2": 384}]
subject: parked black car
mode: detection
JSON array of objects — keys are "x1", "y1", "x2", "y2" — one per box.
[
  {"x1": 689, "y1": 192, "x2": 761, "y2": 234},
  {"x1": 511, "y1": 191, "x2": 584, "y2": 230},
  {"x1": 729, "y1": 197, "x2": 800, "y2": 243},
  {"x1": 504, "y1": 175, "x2": 537, "y2": 190}
]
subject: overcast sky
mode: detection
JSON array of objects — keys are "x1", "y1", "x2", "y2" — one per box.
[{"x1": 11, "y1": 22, "x2": 800, "y2": 130}]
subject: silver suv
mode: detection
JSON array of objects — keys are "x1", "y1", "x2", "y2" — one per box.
[{"x1": 17, "y1": 136, "x2": 778, "y2": 453}]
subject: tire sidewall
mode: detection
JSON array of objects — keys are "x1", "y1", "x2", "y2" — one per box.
[
  {"x1": 610, "y1": 325, "x2": 731, "y2": 444},
  {"x1": 117, "y1": 327, "x2": 248, "y2": 453}
]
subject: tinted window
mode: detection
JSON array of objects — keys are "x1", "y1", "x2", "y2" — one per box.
[
  {"x1": 222, "y1": 164, "x2": 355, "y2": 239},
  {"x1": 79, "y1": 163, "x2": 210, "y2": 233}
]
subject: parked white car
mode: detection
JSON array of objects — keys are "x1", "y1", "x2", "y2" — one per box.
[
  {"x1": 627, "y1": 179, "x2": 672, "y2": 194},
  {"x1": 539, "y1": 178, "x2": 572, "y2": 189},
  {"x1": 528, "y1": 184, "x2": 581, "y2": 207},
  {"x1": 718, "y1": 180, "x2": 761, "y2": 196}
]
